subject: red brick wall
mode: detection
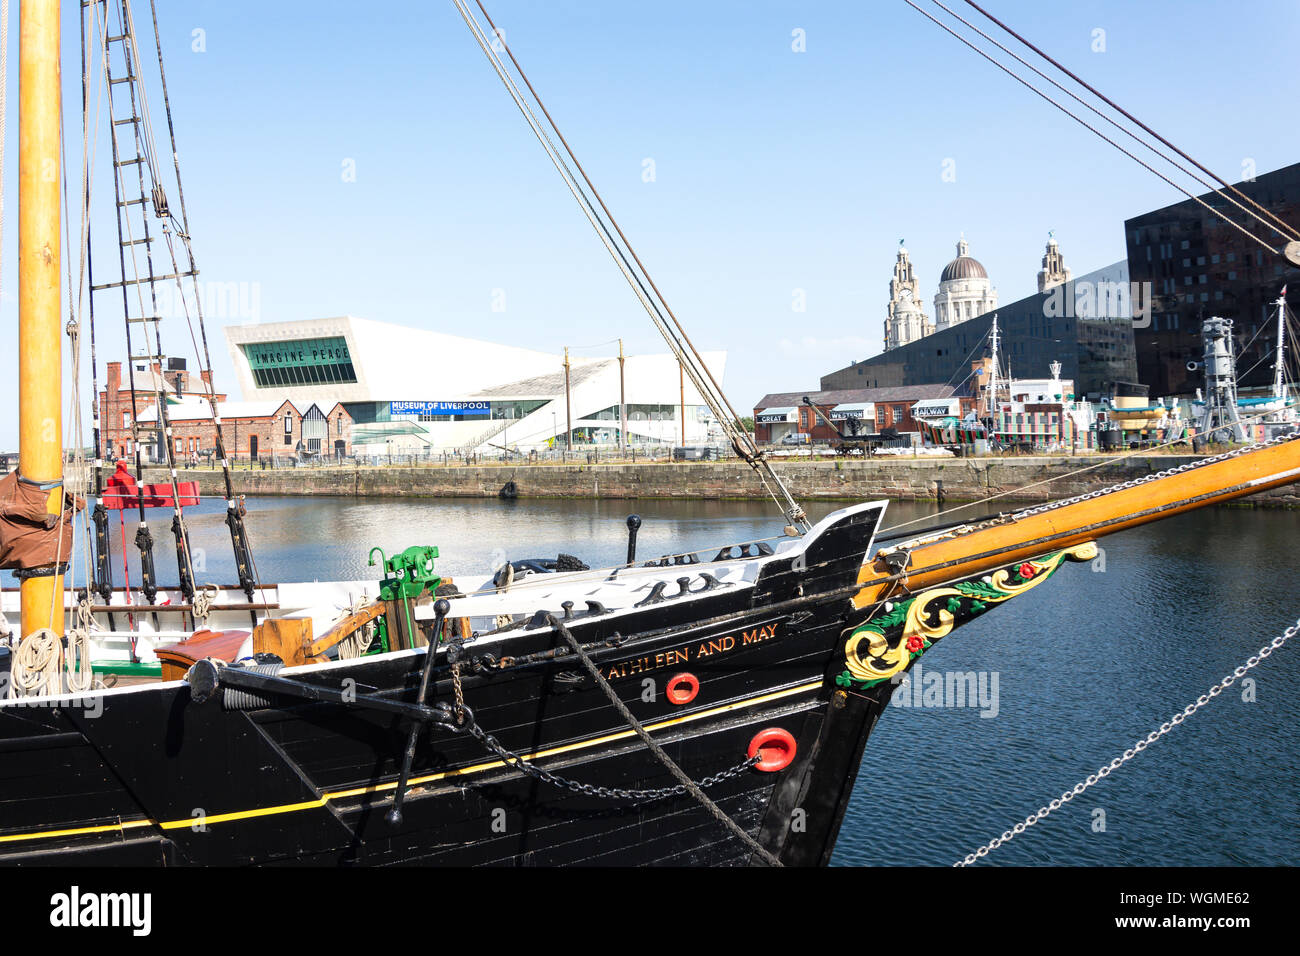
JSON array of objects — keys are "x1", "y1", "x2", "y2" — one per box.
[
  {"x1": 97, "y1": 388, "x2": 352, "y2": 462},
  {"x1": 99, "y1": 361, "x2": 228, "y2": 461}
]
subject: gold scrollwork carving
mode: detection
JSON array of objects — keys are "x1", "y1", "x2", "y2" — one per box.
[{"x1": 843, "y1": 543, "x2": 1098, "y2": 685}]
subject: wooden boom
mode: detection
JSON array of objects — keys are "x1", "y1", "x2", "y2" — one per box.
[{"x1": 854, "y1": 436, "x2": 1300, "y2": 608}]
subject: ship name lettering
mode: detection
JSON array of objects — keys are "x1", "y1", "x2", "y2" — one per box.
[
  {"x1": 741, "y1": 623, "x2": 779, "y2": 645},
  {"x1": 600, "y1": 620, "x2": 783, "y2": 678},
  {"x1": 695, "y1": 636, "x2": 735, "y2": 657}
]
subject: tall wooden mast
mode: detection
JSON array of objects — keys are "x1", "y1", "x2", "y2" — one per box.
[{"x1": 17, "y1": 0, "x2": 64, "y2": 637}]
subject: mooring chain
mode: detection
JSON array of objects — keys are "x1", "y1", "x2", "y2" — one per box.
[
  {"x1": 466, "y1": 723, "x2": 759, "y2": 802},
  {"x1": 954, "y1": 614, "x2": 1298, "y2": 866},
  {"x1": 447, "y1": 615, "x2": 783, "y2": 865},
  {"x1": 447, "y1": 642, "x2": 467, "y2": 726},
  {"x1": 546, "y1": 615, "x2": 785, "y2": 866}
]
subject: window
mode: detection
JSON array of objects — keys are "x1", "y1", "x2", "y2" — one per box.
[
  {"x1": 284, "y1": 414, "x2": 292, "y2": 435},
  {"x1": 123, "y1": 411, "x2": 131, "y2": 428},
  {"x1": 242, "y1": 337, "x2": 358, "y2": 388}
]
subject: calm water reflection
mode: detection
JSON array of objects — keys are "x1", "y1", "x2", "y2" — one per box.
[{"x1": 16, "y1": 495, "x2": 1299, "y2": 866}]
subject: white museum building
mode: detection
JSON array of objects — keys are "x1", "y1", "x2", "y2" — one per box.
[{"x1": 224, "y1": 316, "x2": 726, "y2": 455}]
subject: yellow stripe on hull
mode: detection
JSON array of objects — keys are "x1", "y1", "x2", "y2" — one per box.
[{"x1": 0, "y1": 679, "x2": 824, "y2": 848}]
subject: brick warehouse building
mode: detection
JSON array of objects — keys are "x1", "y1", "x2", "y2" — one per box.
[
  {"x1": 137, "y1": 398, "x2": 354, "y2": 463},
  {"x1": 100, "y1": 358, "x2": 227, "y2": 460},
  {"x1": 100, "y1": 359, "x2": 352, "y2": 462},
  {"x1": 753, "y1": 384, "x2": 974, "y2": 443}
]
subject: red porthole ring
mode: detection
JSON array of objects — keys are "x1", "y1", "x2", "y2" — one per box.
[
  {"x1": 665, "y1": 672, "x2": 700, "y2": 705},
  {"x1": 747, "y1": 728, "x2": 797, "y2": 772}
]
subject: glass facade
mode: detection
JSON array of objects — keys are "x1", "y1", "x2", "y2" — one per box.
[
  {"x1": 589, "y1": 403, "x2": 681, "y2": 422},
  {"x1": 242, "y1": 337, "x2": 357, "y2": 388},
  {"x1": 1125, "y1": 162, "x2": 1300, "y2": 396},
  {"x1": 343, "y1": 399, "x2": 549, "y2": 426}
]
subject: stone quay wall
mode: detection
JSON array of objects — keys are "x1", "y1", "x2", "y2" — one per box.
[{"x1": 142, "y1": 455, "x2": 1300, "y2": 508}]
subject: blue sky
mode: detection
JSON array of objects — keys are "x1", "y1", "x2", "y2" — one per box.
[{"x1": 2, "y1": 0, "x2": 1299, "y2": 450}]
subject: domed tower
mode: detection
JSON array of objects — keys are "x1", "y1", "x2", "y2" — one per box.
[
  {"x1": 888, "y1": 289, "x2": 929, "y2": 351},
  {"x1": 933, "y1": 237, "x2": 997, "y2": 331},
  {"x1": 885, "y1": 241, "x2": 933, "y2": 351},
  {"x1": 1037, "y1": 233, "x2": 1071, "y2": 293}
]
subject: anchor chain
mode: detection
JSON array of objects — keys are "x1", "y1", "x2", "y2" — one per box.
[
  {"x1": 547, "y1": 615, "x2": 784, "y2": 866},
  {"x1": 465, "y1": 721, "x2": 760, "y2": 802},
  {"x1": 445, "y1": 616, "x2": 783, "y2": 865},
  {"x1": 448, "y1": 643, "x2": 466, "y2": 725},
  {"x1": 954, "y1": 614, "x2": 1298, "y2": 866}
]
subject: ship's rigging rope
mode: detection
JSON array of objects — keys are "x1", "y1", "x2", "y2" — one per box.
[
  {"x1": 9, "y1": 623, "x2": 97, "y2": 699},
  {"x1": 95, "y1": 0, "x2": 195, "y2": 603},
  {"x1": 925, "y1": 0, "x2": 1298, "y2": 251},
  {"x1": 954, "y1": 613, "x2": 1299, "y2": 866},
  {"x1": 76, "y1": 0, "x2": 268, "y2": 613},
  {"x1": 137, "y1": 0, "x2": 269, "y2": 606},
  {"x1": 957, "y1": 0, "x2": 1300, "y2": 248},
  {"x1": 449, "y1": 0, "x2": 809, "y2": 532},
  {"x1": 11, "y1": 630, "x2": 64, "y2": 698},
  {"x1": 906, "y1": 0, "x2": 1299, "y2": 257},
  {"x1": 1235, "y1": 303, "x2": 1300, "y2": 389},
  {"x1": 547, "y1": 615, "x2": 783, "y2": 866}
]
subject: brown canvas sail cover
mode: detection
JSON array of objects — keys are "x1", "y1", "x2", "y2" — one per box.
[{"x1": 0, "y1": 472, "x2": 83, "y2": 571}]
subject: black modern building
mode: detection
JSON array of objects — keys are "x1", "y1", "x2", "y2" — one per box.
[
  {"x1": 1125, "y1": 162, "x2": 1300, "y2": 397},
  {"x1": 821, "y1": 262, "x2": 1138, "y2": 401}
]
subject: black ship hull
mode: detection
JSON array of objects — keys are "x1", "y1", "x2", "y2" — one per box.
[{"x1": 0, "y1": 502, "x2": 896, "y2": 866}]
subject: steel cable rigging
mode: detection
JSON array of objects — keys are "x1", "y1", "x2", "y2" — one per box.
[
  {"x1": 905, "y1": 0, "x2": 1300, "y2": 262},
  {"x1": 958, "y1": 0, "x2": 1300, "y2": 248},
  {"x1": 450, "y1": 0, "x2": 810, "y2": 532}
]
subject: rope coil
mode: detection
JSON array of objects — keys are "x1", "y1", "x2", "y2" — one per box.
[{"x1": 11, "y1": 629, "x2": 64, "y2": 699}]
